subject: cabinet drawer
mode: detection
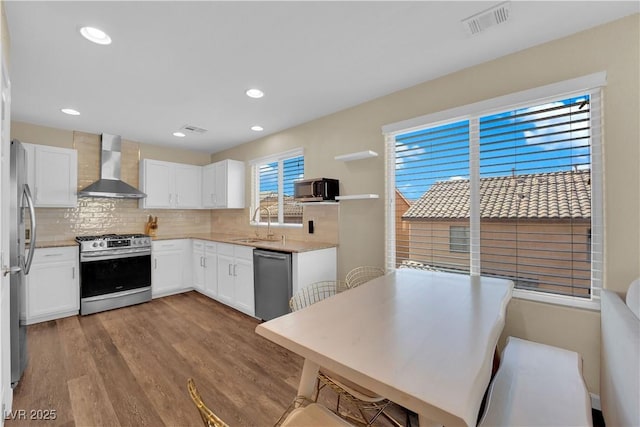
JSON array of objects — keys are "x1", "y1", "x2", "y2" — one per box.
[
  {"x1": 204, "y1": 242, "x2": 217, "y2": 252},
  {"x1": 31, "y1": 246, "x2": 77, "y2": 263},
  {"x1": 193, "y1": 240, "x2": 204, "y2": 250},
  {"x1": 217, "y1": 243, "x2": 234, "y2": 257},
  {"x1": 153, "y1": 240, "x2": 186, "y2": 251},
  {"x1": 234, "y1": 245, "x2": 254, "y2": 260}
]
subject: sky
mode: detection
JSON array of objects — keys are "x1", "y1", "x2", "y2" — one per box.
[{"x1": 395, "y1": 94, "x2": 591, "y2": 201}]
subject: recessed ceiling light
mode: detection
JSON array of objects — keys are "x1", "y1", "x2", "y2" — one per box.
[
  {"x1": 173, "y1": 132, "x2": 186, "y2": 137},
  {"x1": 246, "y1": 88, "x2": 264, "y2": 99},
  {"x1": 79, "y1": 26, "x2": 112, "y2": 45},
  {"x1": 61, "y1": 108, "x2": 80, "y2": 116},
  {"x1": 251, "y1": 125, "x2": 264, "y2": 132}
]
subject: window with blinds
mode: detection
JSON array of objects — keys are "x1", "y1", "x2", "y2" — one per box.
[
  {"x1": 254, "y1": 150, "x2": 304, "y2": 226},
  {"x1": 387, "y1": 78, "x2": 603, "y2": 305}
]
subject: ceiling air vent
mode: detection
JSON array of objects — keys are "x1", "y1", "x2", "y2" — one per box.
[
  {"x1": 462, "y1": 1, "x2": 511, "y2": 36},
  {"x1": 180, "y1": 124, "x2": 208, "y2": 134}
]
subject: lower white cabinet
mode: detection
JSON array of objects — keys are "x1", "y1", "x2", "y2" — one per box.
[
  {"x1": 25, "y1": 246, "x2": 79, "y2": 324},
  {"x1": 216, "y1": 243, "x2": 254, "y2": 316},
  {"x1": 292, "y1": 247, "x2": 337, "y2": 295},
  {"x1": 152, "y1": 239, "x2": 191, "y2": 298},
  {"x1": 192, "y1": 240, "x2": 218, "y2": 298}
]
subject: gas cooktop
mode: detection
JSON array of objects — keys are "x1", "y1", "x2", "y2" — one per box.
[{"x1": 75, "y1": 233, "x2": 149, "y2": 242}]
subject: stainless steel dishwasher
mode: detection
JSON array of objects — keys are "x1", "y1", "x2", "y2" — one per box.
[{"x1": 253, "y1": 249, "x2": 292, "y2": 321}]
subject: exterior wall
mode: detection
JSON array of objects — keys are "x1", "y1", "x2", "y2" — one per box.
[
  {"x1": 394, "y1": 190, "x2": 411, "y2": 265},
  {"x1": 209, "y1": 15, "x2": 640, "y2": 394},
  {"x1": 405, "y1": 219, "x2": 591, "y2": 297}
]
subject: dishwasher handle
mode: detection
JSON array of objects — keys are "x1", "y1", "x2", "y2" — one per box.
[{"x1": 254, "y1": 250, "x2": 289, "y2": 261}]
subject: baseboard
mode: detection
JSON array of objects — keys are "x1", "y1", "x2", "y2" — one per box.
[{"x1": 590, "y1": 393, "x2": 601, "y2": 411}]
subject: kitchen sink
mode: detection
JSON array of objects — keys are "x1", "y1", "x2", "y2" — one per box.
[
  {"x1": 231, "y1": 237, "x2": 280, "y2": 244},
  {"x1": 231, "y1": 238, "x2": 262, "y2": 243}
]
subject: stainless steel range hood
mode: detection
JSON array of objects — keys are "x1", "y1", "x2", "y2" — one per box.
[{"x1": 78, "y1": 134, "x2": 146, "y2": 199}]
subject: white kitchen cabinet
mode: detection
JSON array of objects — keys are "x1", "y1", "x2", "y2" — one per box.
[
  {"x1": 216, "y1": 243, "x2": 254, "y2": 316},
  {"x1": 292, "y1": 247, "x2": 337, "y2": 295},
  {"x1": 139, "y1": 159, "x2": 202, "y2": 209},
  {"x1": 23, "y1": 142, "x2": 78, "y2": 208},
  {"x1": 202, "y1": 159, "x2": 245, "y2": 209},
  {"x1": 192, "y1": 240, "x2": 218, "y2": 298},
  {"x1": 24, "y1": 246, "x2": 79, "y2": 324},
  {"x1": 152, "y1": 239, "x2": 191, "y2": 298}
]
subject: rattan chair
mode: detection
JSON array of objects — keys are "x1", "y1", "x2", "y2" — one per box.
[
  {"x1": 288, "y1": 284, "x2": 401, "y2": 427},
  {"x1": 345, "y1": 266, "x2": 385, "y2": 289},
  {"x1": 289, "y1": 281, "x2": 348, "y2": 311},
  {"x1": 188, "y1": 378, "x2": 350, "y2": 427},
  {"x1": 187, "y1": 378, "x2": 229, "y2": 427}
]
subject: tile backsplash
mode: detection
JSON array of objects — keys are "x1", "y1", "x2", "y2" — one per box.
[
  {"x1": 35, "y1": 131, "x2": 212, "y2": 242},
  {"x1": 35, "y1": 130, "x2": 338, "y2": 244}
]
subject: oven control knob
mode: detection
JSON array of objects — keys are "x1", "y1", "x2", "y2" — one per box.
[
  {"x1": 100, "y1": 241, "x2": 106, "y2": 247},
  {"x1": 92, "y1": 242, "x2": 98, "y2": 248}
]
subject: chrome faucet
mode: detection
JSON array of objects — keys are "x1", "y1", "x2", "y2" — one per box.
[{"x1": 252, "y1": 206, "x2": 273, "y2": 240}]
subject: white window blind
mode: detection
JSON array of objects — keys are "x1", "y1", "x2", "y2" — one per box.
[
  {"x1": 252, "y1": 150, "x2": 304, "y2": 226},
  {"x1": 385, "y1": 74, "x2": 604, "y2": 307}
]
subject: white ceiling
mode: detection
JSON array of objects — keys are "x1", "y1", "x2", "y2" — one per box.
[{"x1": 5, "y1": 1, "x2": 638, "y2": 153}]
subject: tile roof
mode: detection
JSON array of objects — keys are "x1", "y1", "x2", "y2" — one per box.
[
  {"x1": 402, "y1": 170, "x2": 591, "y2": 220},
  {"x1": 259, "y1": 193, "x2": 303, "y2": 217}
]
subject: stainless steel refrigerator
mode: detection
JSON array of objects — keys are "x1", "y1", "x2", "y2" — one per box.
[{"x1": 9, "y1": 139, "x2": 37, "y2": 387}]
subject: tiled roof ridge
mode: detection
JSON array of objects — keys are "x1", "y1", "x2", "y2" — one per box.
[{"x1": 402, "y1": 170, "x2": 591, "y2": 220}]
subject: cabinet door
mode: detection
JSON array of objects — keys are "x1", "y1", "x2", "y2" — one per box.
[
  {"x1": 216, "y1": 253, "x2": 235, "y2": 306},
  {"x1": 203, "y1": 244, "x2": 218, "y2": 297},
  {"x1": 233, "y1": 256, "x2": 254, "y2": 316},
  {"x1": 174, "y1": 164, "x2": 202, "y2": 209},
  {"x1": 26, "y1": 247, "x2": 79, "y2": 323},
  {"x1": 33, "y1": 145, "x2": 78, "y2": 207},
  {"x1": 214, "y1": 161, "x2": 227, "y2": 208},
  {"x1": 192, "y1": 242, "x2": 205, "y2": 292},
  {"x1": 201, "y1": 163, "x2": 216, "y2": 208},
  {"x1": 225, "y1": 160, "x2": 245, "y2": 209},
  {"x1": 152, "y1": 249, "x2": 184, "y2": 297},
  {"x1": 141, "y1": 160, "x2": 173, "y2": 208}
]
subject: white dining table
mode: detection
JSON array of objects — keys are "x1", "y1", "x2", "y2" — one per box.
[{"x1": 255, "y1": 268, "x2": 514, "y2": 427}]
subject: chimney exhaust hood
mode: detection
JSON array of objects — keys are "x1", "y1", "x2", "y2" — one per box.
[{"x1": 78, "y1": 134, "x2": 146, "y2": 199}]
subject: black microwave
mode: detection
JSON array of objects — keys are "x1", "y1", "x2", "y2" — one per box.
[{"x1": 294, "y1": 178, "x2": 339, "y2": 202}]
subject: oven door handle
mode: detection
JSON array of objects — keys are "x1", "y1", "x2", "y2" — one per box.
[{"x1": 80, "y1": 250, "x2": 151, "y2": 262}]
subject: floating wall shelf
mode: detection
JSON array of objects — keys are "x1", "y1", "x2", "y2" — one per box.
[
  {"x1": 335, "y1": 194, "x2": 379, "y2": 201},
  {"x1": 334, "y1": 150, "x2": 378, "y2": 162}
]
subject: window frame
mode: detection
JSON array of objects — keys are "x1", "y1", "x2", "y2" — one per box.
[
  {"x1": 250, "y1": 148, "x2": 304, "y2": 228},
  {"x1": 383, "y1": 72, "x2": 605, "y2": 310}
]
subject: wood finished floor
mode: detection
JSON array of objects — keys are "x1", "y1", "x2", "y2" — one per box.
[{"x1": 7, "y1": 291, "x2": 405, "y2": 427}]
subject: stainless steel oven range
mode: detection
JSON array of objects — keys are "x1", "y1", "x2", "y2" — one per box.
[{"x1": 75, "y1": 233, "x2": 152, "y2": 315}]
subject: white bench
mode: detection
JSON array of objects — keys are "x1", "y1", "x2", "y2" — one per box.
[
  {"x1": 478, "y1": 336, "x2": 592, "y2": 427},
  {"x1": 600, "y1": 278, "x2": 640, "y2": 426}
]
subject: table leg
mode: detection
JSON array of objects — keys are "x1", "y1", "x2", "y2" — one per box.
[{"x1": 297, "y1": 359, "x2": 320, "y2": 400}]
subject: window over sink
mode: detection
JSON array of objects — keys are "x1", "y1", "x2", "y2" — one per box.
[{"x1": 250, "y1": 148, "x2": 304, "y2": 227}]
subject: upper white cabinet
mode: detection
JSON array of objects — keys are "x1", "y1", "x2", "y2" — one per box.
[
  {"x1": 23, "y1": 143, "x2": 78, "y2": 208},
  {"x1": 139, "y1": 159, "x2": 202, "y2": 209},
  {"x1": 202, "y1": 159, "x2": 245, "y2": 209}
]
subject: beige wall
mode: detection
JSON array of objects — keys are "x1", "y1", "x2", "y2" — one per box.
[{"x1": 210, "y1": 15, "x2": 640, "y2": 395}]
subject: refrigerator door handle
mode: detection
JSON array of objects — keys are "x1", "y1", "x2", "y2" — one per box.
[
  {"x1": 23, "y1": 183, "x2": 37, "y2": 275},
  {"x1": 2, "y1": 266, "x2": 21, "y2": 277}
]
